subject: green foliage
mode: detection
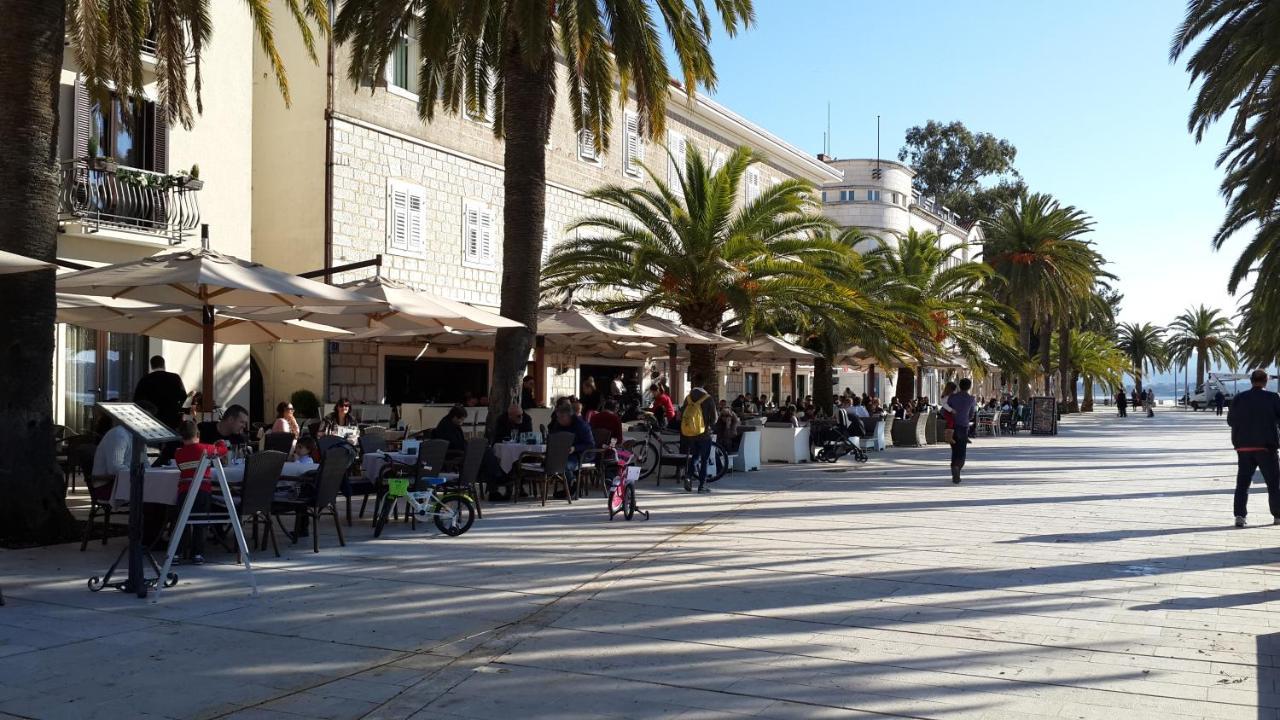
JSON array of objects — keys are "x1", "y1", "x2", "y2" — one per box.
[
  {"x1": 898, "y1": 120, "x2": 1026, "y2": 225},
  {"x1": 1166, "y1": 305, "x2": 1239, "y2": 385},
  {"x1": 1172, "y1": 0, "x2": 1280, "y2": 362},
  {"x1": 1054, "y1": 330, "x2": 1129, "y2": 394},
  {"x1": 65, "y1": 0, "x2": 328, "y2": 128},
  {"x1": 290, "y1": 388, "x2": 321, "y2": 419},
  {"x1": 1116, "y1": 322, "x2": 1168, "y2": 386},
  {"x1": 335, "y1": 0, "x2": 755, "y2": 150}
]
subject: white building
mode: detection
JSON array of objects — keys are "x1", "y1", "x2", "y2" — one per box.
[
  {"x1": 252, "y1": 14, "x2": 842, "y2": 417},
  {"x1": 819, "y1": 157, "x2": 985, "y2": 403},
  {"x1": 52, "y1": 9, "x2": 255, "y2": 432}
]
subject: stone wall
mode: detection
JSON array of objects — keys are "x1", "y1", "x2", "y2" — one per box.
[{"x1": 327, "y1": 341, "x2": 380, "y2": 404}]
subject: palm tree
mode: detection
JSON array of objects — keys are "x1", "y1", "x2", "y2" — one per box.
[
  {"x1": 335, "y1": 0, "x2": 755, "y2": 430},
  {"x1": 984, "y1": 193, "x2": 1101, "y2": 398},
  {"x1": 0, "y1": 0, "x2": 322, "y2": 543},
  {"x1": 541, "y1": 144, "x2": 850, "y2": 392},
  {"x1": 1166, "y1": 305, "x2": 1239, "y2": 390},
  {"x1": 1054, "y1": 330, "x2": 1128, "y2": 411},
  {"x1": 863, "y1": 229, "x2": 1019, "y2": 401},
  {"x1": 1172, "y1": 1, "x2": 1280, "y2": 372},
  {"x1": 1116, "y1": 322, "x2": 1168, "y2": 397},
  {"x1": 1056, "y1": 285, "x2": 1116, "y2": 412}
]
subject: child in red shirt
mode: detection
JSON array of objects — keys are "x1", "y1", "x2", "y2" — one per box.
[{"x1": 173, "y1": 421, "x2": 227, "y2": 563}]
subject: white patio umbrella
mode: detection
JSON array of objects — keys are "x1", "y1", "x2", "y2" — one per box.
[
  {"x1": 56, "y1": 248, "x2": 376, "y2": 405},
  {"x1": 0, "y1": 249, "x2": 55, "y2": 274},
  {"x1": 719, "y1": 334, "x2": 820, "y2": 362},
  {"x1": 58, "y1": 294, "x2": 349, "y2": 344},
  {"x1": 270, "y1": 276, "x2": 523, "y2": 334}
]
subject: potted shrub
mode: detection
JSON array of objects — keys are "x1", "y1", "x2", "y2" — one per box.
[
  {"x1": 178, "y1": 163, "x2": 203, "y2": 191},
  {"x1": 84, "y1": 137, "x2": 117, "y2": 173}
]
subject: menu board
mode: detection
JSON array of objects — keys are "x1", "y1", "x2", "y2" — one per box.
[
  {"x1": 97, "y1": 402, "x2": 181, "y2": 445},
  {"x1": 1029, "y1": 396, "x2": 1057, "y2": 435}
]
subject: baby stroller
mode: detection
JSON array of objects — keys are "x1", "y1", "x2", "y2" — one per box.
[{"x1": 813, "y1": 418, "x2": 869, "y2": 464}]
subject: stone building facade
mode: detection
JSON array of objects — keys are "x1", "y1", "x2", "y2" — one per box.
[{"x1": 251, "y1": 15, "x2": 841, "y2": 414}]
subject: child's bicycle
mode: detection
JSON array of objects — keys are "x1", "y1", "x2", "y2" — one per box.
[
  {"x1": 606, "y1": 448, "x2": 649, "y2": 521},
  {"x1": 372, "y1": 475, "x2": 476, "y2": 537}
]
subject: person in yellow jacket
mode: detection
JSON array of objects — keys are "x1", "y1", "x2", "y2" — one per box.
[{"x1": 679, "y1": 387, "x2": 718, "y2": 493}]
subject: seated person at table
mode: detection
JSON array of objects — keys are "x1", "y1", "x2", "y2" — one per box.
[
  {"x1": 173, "y1": 421, "x2": 228, "y2": 565},
  {"x1": 322, "y1": 397, "x2": 358, "y2": 438},
  {"x1": 589, "y1": 399, "x2": 624, "y2": 445},
  {"x1": 434, "y1": 406, "x2": 469, "y2": 454},
  {"x1": 550, "y1": 402, "x2": 595, "y2": 482},
  {"x1": 491, "y1": 403, "x2": 533, "y2": 442},
  {"x1": 520, "y1": 375, "x2": 539, "y2": 409},
  {"x1": 650, "y1": 386, "x2": 675, "y2": 429},
  {"x1": 198, "y1": 404, "x2": 249, "y2": 447},
  {"x1": 291, "y1": 436, "x2": 318, "y2": 464},
  {"x1": 92, "y1": 400, "x2": 160, "y2": 482},
  {"x1": 766, "y1": 405, "x2": 800, "y2": 427},
  {"x1": 271, "y1": 401, "x2": 300, "y2": 437}
]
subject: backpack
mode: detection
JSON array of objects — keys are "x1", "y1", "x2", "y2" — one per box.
[{"x1": 680, "y1": 395, "x2": 706, "y2": 437}]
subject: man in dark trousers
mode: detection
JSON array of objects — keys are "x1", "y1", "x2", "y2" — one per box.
[
  {"x1": 1214, "y1": 390, "x2": 1226, "y2": 416},
  {"x1": 1116, "y1": 389, "x2": 1128, "y2": 418},
  {"x1": 1227, "y1": 369, "x2": 1280, "y2": 528},
  {"x1": 679, "y1": 386, "x2": 718, "y2": 494},
  {"x1": 945, "y1": 378, "x2": 977, "y2": 484},
  {"x1": 133, "y1": 355, "x2": 187, "y2": 429}
]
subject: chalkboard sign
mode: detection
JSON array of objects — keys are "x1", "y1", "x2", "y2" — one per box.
[
  {"x1": 1030, "y1": 396, "x2": 1057, "y2": 435},
  {"x1": 97, "y1": 402, "x2": 180, "y2": 445}
]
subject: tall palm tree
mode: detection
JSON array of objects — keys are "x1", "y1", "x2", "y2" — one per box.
[
  {"x1": 864, "y1": 229, "x2": 1019, "y2": 401},
  {"x1": 1116, "y1": 322, "x2": 1168, "y2": 397},
  {"x1": 1054, "y1": 329, "x2": 1128, "y2": 411},
  {"x1": 1166, "y1": 305, "x2": 1239, "y2": 390},
  {"x1": 1172, "y1": 1, "x2": 1280, "y2": 370},
  {"x1": 0, "y1": 0, "x2": 322, "y2": 543},
  {"x1": 984, "y1": 193, "x2": 1101, "y2": 398},
  {"x1": 335, "y1": 0, "x2": 754, "y2": 429},
  {"x1": 541, "y1": 144, "x2": 851, "y2": 391}
]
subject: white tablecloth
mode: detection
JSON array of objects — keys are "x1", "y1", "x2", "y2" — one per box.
[
  {"x1": 494, "y1": 443, "x2": 544, "y2": 474},
  {"x1": 113, "y1": 460, "x2": 316, "y2": 506},
  {"x1": 360, "y1": 451, "x2": 419, "y2": 481}
]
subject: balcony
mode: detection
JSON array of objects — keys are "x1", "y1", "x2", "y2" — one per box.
[{"x1": 58, "y1": 159, "x2": 201, "y2": 244}]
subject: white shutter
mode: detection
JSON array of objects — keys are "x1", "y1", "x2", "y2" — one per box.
[
  {"x1": 541, "y1": 222, "x2": 554, "y2": 266},
  {"x1": 711, "y1": 152, "x2": 726, "y2": 176},
  {"x1": 386, "y1": 180, "x2": 425, "y2": 255},
  {"x1": 463, "y1": 200, "x2": 495, "y2": 267},
  {"x1": 578, "y1": 128, "x2": 597, "y2": 162},
  {"x1": 624, "y1": 111, "x2": 643, "y2": 178},
  {"x1": 479, "y1": 206, "x2": 494, "y2": 263},
  {"x1": 667, "y1": 132, "x2": 687, "y2": 185},
  {"x1": 745, "y1": 168, "x2": 761, "y2": 203}
]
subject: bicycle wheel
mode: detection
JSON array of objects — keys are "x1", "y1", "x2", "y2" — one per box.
[
  {"x1": 634, "y1": 439, "x2": 661, "y2": 479},
  {"x1": 708, "y1": 445, "x2": 729, "y2": 483},
  {"x1": 372, "y1": 494, "x2": 394, "y2": 538},
  {"x1": 624, "y1": 484, "x2": 636, "y2": 520},
  {"x1": 433, "y1": 494, "x2": 476, "y2": 536}
]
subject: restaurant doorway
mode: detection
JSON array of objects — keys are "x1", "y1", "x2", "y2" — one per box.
[
  {"x1": 770, "y1": 373, "x2": 782, "y2": 403},
  {"x1": 63, "y1": 325, "x2": 148, "y2": 433},
  {"x1": 384, "y1": 356, "x2": 489, "y2": 405},
  {"x1": 743, "y1": 372, "x2": 759, "y2": 398}
]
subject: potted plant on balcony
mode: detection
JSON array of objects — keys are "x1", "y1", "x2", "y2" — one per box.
[
  {"x1": 84, "y1": 137, "x2": 117, "y2": 173},
  {"x1": 177, "y1": 163, "x2": 203, "y2": 191}
]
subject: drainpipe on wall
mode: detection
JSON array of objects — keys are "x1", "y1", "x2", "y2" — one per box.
[{"x1": 322, "y1": 1, "x2": 336, "y2": 401}]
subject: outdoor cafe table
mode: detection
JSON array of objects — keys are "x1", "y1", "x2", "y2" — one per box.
[
  {"x1": 112, "y1": 460, "x2": 317, "y2": 506},
  {"x1": 360, "y1": 451, "x2": 419, "y2": 481},
  {"x1": 494, "y1": 442, "x2": 545, "y2": 474}
]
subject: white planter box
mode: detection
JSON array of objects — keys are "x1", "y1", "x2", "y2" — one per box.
[
  {"x1": 732, "y1": 429, "x2": 761, "y2": 471},
  {"x1": 760, "y1": 424, "x2": 810, "y2": 464}
]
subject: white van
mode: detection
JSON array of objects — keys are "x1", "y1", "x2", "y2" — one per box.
[{"x1": 1188, "y1": 373, "x2": 1252, "y2": 410}]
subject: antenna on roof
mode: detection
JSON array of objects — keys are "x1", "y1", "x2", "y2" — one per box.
[
  {"x1": 872, "y1": 116, "x2": 883, "y2": 180},
  {"x1": 826, "y1": 102, "x2": 832, "y2": 156}
]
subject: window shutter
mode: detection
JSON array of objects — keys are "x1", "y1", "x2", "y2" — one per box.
[
  {"x1": 745, "y1": 168, "x2": 761, "y2": 203},
  {"x1": 578, "y1": 128, "x2": 597, "y2": 162},
  {"x1": 624, "y1": 112, "x2": 643, "y2": 177},
  {"x1": 388, "y1": 185, "x2": 409, "y2": 253},
  {"x1": 406, "y1": 190, "x2": 424, "y2": 253},
  {"x1": 152, "y1": 103, "x2": 168, "y2": 173},
  {"x1": 667, "y1": 132, "x2": 686, "y2": 185},
  {"x1": 463, "y1": 203, "x2": 480, "y2": 263},
  {"x1": 73, "y1": 75, "x2": 91, "y2": 160},
  {"x1": 479, "y1": 207, "x2": 494, "y2": 262},
  {"x1": 541, "y1": 222, "x2": 555, "y2": 266},
  {"x1": 711, "y1": 153, "x2": 726, "y2": 176}
]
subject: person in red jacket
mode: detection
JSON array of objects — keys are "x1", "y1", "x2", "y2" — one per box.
[
  {"x1": 589, "y1": 399, "x2": 625, "y2": 445},
  {"x1": 650, "y1": 385, "x2": 675, "y2": 429},
  {"x1": 173, "y1": 421, "x2": 227, "y2": 564}
]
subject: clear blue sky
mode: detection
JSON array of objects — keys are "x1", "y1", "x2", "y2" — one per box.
[{"x1": 688, "y1": 0, "x2": 1244, "y2": 327}]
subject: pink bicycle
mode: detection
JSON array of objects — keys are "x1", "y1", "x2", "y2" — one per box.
[{"x1": 607, "y1": 448, "x2": 648, "y2": 521}]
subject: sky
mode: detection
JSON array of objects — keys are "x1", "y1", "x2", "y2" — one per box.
[{"x1": 686, "y1": 0, "x2": 1246, "y2": 328}]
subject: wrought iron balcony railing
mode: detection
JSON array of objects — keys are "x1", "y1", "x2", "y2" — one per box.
[{"x1": 59, "y1": 159, "x2": 201, "y2": 244}]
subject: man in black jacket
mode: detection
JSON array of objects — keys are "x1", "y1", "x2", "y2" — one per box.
[
  {"x1": 1226, "y1": 369, "x2": 1280, "y2": 527},
  {"x1": 133, "y1": 355, "x2": 187, "y2": 430}
]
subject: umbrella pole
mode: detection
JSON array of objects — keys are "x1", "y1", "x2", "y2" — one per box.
[
  {"x1": 533, "y1": 335, "x2": 546, "y2": 406},
  {"x1": 868, "y1": 363, "x2": 877, "y2": 400},
  {"x1": 202, "y1": 305, "x2": 216, "y2": 409},
  {"x1": 669, "y1": 343, "x2": 681, "y2": 401},
  {"x1": 789, "y1": 358, "x2": 798, "y2": 402}
]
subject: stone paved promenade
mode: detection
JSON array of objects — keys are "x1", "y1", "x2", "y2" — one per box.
[{"x1": 3, "y1": 409, "x2": 1278, "y2": 719}]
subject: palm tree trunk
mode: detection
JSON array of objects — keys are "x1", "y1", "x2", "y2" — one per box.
[
  {"x1": 812, "y1": 353, "x2": 834, "y2": 416},
  {"x1": 1195, "y1": 347, "x2": 1206, "y2": 390},
  {"x1": 0, "y1": 0, "x2": 73, "y2": 543},
  {"x1": 1039, "y1": 315, "x2": 1052, "y2": 395},
  {"x1": 687, "y1": 344, "x2": 719, "y2": 400},
  {"x1": 1057, "y1": 320, "x2": 1075, "y2": 412},
  {"x1": 895, "y1": 366, "x2": 916, "y2": 403},
  {"x1": 485, "y1": 36, "x2": 554, "y2": 434},
  {"x1": 1018, "y1": 301, "x2": 1033, "y2": 401},
  {"x1": 1082, "y1": 375, "x2": 1094, "y2": 412}
]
